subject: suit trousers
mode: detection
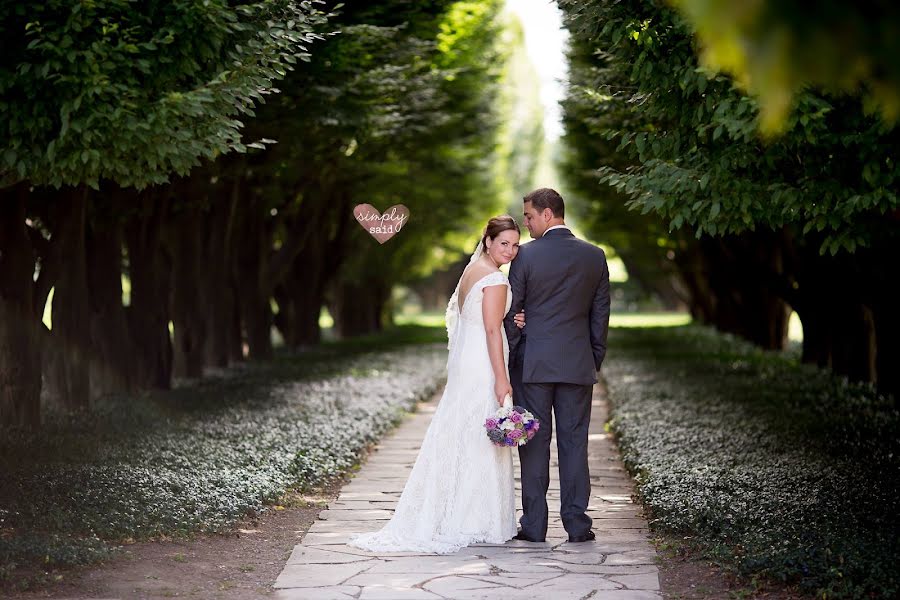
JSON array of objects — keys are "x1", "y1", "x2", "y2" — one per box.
[{"x1": 511, "y1": 354, "x2": 593, "y2": 539}]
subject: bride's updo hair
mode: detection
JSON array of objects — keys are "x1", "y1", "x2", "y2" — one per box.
[{"x1": 481, "y1": 215, "x2": 520, "y2": 252}]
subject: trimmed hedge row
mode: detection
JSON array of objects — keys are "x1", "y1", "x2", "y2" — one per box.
[
  {"x1": 0, "y1": 341, "x2": 446, "y2": 574},
  {"x1": 604, "y1": 325, "x2": 899, "y2": 599}
]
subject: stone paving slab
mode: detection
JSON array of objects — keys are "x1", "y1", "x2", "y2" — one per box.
[{"x1": 274, "y1": 382, "x2": 660, "y2": 599}]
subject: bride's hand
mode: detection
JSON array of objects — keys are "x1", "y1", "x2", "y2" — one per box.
[
  {"x1": 514, "y1": 310, "x2": 525, "y2": 329},
  {"x1": 495, "y1": 381, "x2": 512, "y2": 406}
]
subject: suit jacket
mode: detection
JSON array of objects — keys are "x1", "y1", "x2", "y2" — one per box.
[{"x1": 503, "y1": 228, "x2": 611, "y2": 385}]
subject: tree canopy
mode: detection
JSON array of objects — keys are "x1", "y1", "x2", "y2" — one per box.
[
  {"x1": 671, "y1": 0, "x2": 900, "y2": 133},
  {"x1": 0, "y1": 0, "x2": 329, "y2": 188},
  {"x1": 558, "y1": 0, "x2": 899, "y2": 255}
]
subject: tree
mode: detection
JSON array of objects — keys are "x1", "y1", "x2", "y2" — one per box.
[
  {"x1": 558, "y1": 0, "x2": 900, "y2": 395},
  {"x1": 1, "y1": 0, "x2": 328, "y2": 188},
  {"x1": 670, "y1": 0, "x2": 900, "y2": 133},
  {"x1": 558, "y1": 14, "x2": 687, "y2": 311},
  {"x1": 0, "y1": 0, "x2": 329, "y2": 427},
  {"x1": 329, "y1": 0, "x2": 511, "y2": 336},
  {"x1": 408, "y1": 10, "x2": 545, "y2": 311}
]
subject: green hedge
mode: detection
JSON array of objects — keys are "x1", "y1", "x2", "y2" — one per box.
[
  {"x1": 0, "y1": 338, "x2": 446, "y2": 575},
  {"x1": 605, "y1": 325, "x2": 899, "y2": 599}
]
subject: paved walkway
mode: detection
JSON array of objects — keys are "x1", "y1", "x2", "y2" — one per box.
[{"x1": 274, "y1": 383, "x2": 661, "y2": 599}]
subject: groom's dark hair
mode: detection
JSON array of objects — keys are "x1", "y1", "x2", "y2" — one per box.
[{"x1": 523, "y1": 188, "x2": 565, "y2": 218}]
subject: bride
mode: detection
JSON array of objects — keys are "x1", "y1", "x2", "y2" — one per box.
[{"x1": 349, "y1": 215, "x2": 522, "y2": 554}]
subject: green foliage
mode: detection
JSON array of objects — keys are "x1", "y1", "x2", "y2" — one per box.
[
  {"x1": 383, "y1": 0, "x2": 511, "y2": 275},
  {"x1": 559, "y1": 0, "x2": 900, "y2": 254},
  {"x1": 0, "y1": 0, "x2": 330, "y2": 189},
  {"x1": 606, "y1": 325, "x2": 900, "y2": 598},
  {"x1": 315, "y1": 0, "x2": 512, "y2": 290},
  {"x1": 558, "y1": 3, "x2": 684, "y2": 305},
  {"x1": 670, "y1": 0, "x2": 900, "y2": 133},
  {"x1": 495, "y1": 12, "x2": 544, "y2": 210},
  {"x1": 0, "y1": 342, "x2": 446, "y2": 570},
  {"x1": 237, "y1": 0, "x2": 512, "y2": 295}
]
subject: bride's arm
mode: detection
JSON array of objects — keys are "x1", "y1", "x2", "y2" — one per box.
[{"x1": 483, "y1": 285, "x2": 513, "y2": 406}]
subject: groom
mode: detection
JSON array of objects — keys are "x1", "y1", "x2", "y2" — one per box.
[{"x1": 504, "y1": 188, "x2": 611, "y2": 543}]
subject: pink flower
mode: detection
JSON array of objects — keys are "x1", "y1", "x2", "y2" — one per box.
[
  {"x1": 485, "y1": 418, "x2": 499, "y2": 430},
  {"x1": 532, "y1": 421, "x2": 540, "y2": 432},
  {"x1": 507, "y1": 429, "x2": 523, "y2": 440},
  {"x1": 509, "y1": 411, "x2": 523, "y2": 424}
]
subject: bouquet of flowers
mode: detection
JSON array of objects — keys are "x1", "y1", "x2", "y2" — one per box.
[{"x1": 484, "y1": 395, "x2": 540, "y2": 447}]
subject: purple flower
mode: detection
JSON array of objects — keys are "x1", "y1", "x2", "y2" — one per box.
[
  {"x1": 524, "y1": 420, "x2": 534, "y2": 431},
  {"x1": 485, "y1": 418, "x2": 498, "y2": 430},
  {"x1": 513, "y1": 406, "x2": 526, "y2": 414},
  {"x1": 509, "y1": 411, "x2": 523, "y2": 424},
  {"x1": 507, "y1": 429, "x2": 523, "y2": 441},
  {"x1": 532, "y1": 420, "x2": 541, "y2": 432}
]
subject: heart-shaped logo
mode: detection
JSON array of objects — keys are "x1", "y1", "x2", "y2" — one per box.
[{"x1": 353, "y1": 204, "x2": 410, "y2": 244}]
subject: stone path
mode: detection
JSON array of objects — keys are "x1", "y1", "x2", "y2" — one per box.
[{"x1": 274, "y1": 383, "x2": 661, "y2": 599}]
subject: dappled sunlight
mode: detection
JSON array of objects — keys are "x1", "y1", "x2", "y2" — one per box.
[
  {"x1": 41, "y1": 286, "x2": 54, "y2": 330},
  {"x1": 395, "y1": 313, "x2": 447, "y2": 328},
  {"x1": 610, "y1": 313, "x2": 691, "y2": 328},
  {"x1": 605, "y1": 253, "x2": 628, "y2": 283},
  {"x1": 788, "y1": 311, "x2": 803, "y2": 343},
  {"x1": 319, "y1": 306, "x2": 335, "y2": 329}
]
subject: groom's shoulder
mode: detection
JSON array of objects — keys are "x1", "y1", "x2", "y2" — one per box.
[
  {"x1": 573, "y1": 239, "x2": 608, "y2": 272},
  {"x1": 516, "y1": 239, "x2": 539, "y2": 258},
  {"x1": 572, "y1": 236, "x2": 606, "y2": 257}
]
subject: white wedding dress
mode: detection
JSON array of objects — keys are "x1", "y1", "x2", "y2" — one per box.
[{"x1": 349, "y1": 268, "x2": 517, "y2": 554}]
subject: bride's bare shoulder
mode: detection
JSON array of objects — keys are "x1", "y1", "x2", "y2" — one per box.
[{"x1": 461, "y1": 264, "x2": 493, "y2": 285}]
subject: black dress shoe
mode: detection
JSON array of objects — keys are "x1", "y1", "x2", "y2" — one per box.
[
  {"x1": 568, "y1": 530, "x2": 596, "y2": 543},
  {"x1": 512, "y1": 531, "x2": 545, "y2": 542}
]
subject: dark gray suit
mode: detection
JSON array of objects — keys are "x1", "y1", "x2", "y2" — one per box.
[{"x1": 503, "y1": 227, "x2": 610, "y2": 540}]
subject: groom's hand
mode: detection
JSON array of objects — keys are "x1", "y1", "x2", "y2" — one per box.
[{"x1": 514, "y1": 310, "x2": 525, "y2": 329}]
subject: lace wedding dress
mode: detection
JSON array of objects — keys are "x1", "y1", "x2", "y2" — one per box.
[{"x1": 348, "y1": 267, "x2": 517, "y2": 554}]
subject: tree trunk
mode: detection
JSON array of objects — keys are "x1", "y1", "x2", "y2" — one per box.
[
  {"x1": 170, "y1": 207, "x2": 207, "y2": 379},
  {"x1": 873, "y1": 300, "x2": 900, "y2": 398},
  {"x1": 617, "y1": 252, "x2": 687, "y2": 311},
  {"x1": 203, "y1": 182, "x2": 239, "y2": 368},
  {"x1": 86, "y1": 211, "x2": 137, "y2": 396},
  {"x1": 273, "y1": 282, "x2": 299, "y2": 347},
  {"x1": 331, "y1": 277, "x2": 389, "y2": 338},
  {"x1": 675, "y1": 240, "x2": 716, "y2": 323},
  {"x1": 49, "y1": 186, "x2": 91, "y2": 411},
  {"x1": 691, "y1": 233, "x2": 790, "y2": 350},
  {"x1": 228, "y1": 279, "x2": 245, "y2": 363},
  {"x1": 276, "y1": 270, "x2": 326, "y2": 348},
  {"x1": 788, "y1": 236, "x2": 877, "y2": 386},
  {"x1": 798, "y1": 293, "x2": 877, "y2": 383},
  {"x1": 238, "y1": 280, "x2": 273, "y2": 360},
  {"x1": 830, "y1": 302, "x2": 877, "y2": 383},
  {"x1": 408, "y1": 260, "x2": 467, "y2": 312},
  {"x1": 125, "y1": 192, "x2": 173, "y2": 389},
  {"x1": 0, "y1": 183, "x2": 42, "y2": 428},
  {"x1": 233, "y1": 190, "x2": 273, "y2": 360},
  {"x1": 798, "y1": 301, "x2": 831, "y2": 367},
  {"x1": 274, "y1": 239, "x2": 328, "y2": 348}
]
